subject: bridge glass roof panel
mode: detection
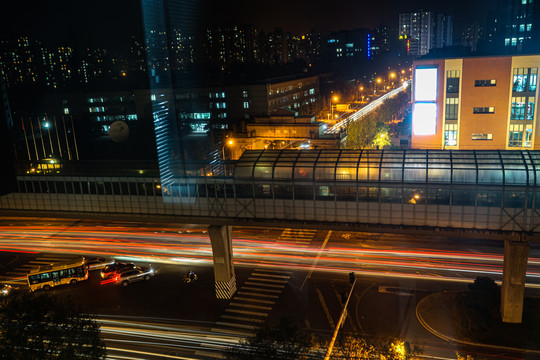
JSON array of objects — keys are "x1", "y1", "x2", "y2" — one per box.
[{"x1": 235, "y1": 150, "x2": 540, "y2": 186}]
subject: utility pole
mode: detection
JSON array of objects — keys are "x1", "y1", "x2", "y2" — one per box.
[{"x1": 324, "y1": 272, "x2": 356, "y2": 360}]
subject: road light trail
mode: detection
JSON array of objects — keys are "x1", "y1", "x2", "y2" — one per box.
[
  {"x1": 92, "y1": 315, "x2": 242, "y2": 359},
  {"x1": 325, "y1": 80, "x2": 410, "y2": 134},
  {"x1": 0, "y1": 223, "x2": 539, "y2": 287}
]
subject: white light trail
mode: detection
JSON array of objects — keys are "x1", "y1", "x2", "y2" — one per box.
[{"x1": 325, "y1": 80, "x2": 411, "y2": 134}]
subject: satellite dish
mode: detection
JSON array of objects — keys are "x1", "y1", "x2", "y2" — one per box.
[{"x1": 108, "y1": 121, "x2": 129, "y2": 143}]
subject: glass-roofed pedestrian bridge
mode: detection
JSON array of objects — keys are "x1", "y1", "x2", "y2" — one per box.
[
  {"x1": 3, "y1": 149, "x2": 538, "y2": 315},
  {"x1": 229, "y1": 149, "x2": 540, "y2": 235},
  {"x1": 4, "y1": 149, "x2": 540, "y2": 237}
]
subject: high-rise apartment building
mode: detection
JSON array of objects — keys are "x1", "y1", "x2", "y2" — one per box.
[
  {"x1": 399, "y1": 11, "x2": 453, "y2": 56},
  {"x1": 499, "y1": 0, "x2": 540, "y2": 53},
  {"x1": 412, "y1": 54, "x2": 539, "y2": 150}
]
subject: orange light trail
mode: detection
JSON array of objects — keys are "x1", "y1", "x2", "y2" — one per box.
[{"x1": 1, "y1": 224, "x2": 540, "y2": 286}]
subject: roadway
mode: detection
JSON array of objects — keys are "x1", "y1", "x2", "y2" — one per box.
[{"x1": 1, "y1": 217, "x2": 539, "y2": 359}]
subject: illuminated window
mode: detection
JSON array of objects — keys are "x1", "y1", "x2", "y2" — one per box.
[
  {"x1": 524, "y1": 126, "x2": 533, "y2": 147},
  {"x1": 444, "y1": 124, "x2": 457, "y2": 146},
  {"x1": 511, "y1": 97, "x2": 526, "y2": 119},
  {"x1": 63, "y1": 107, "x2": 70, "y2": 114},
  {"x1": 243, "y1": 101, "x2": 249, "y2": 109},
  {"x1": 527, "y1": 98, "x2": 535, "y2": 120},
  {"x1": 512, "y1": 68, "x2": 538, "y2": 93},
  {"x1": 529, "y1": 68, "x2": 537, "y2": 91},
  {"x1": 509, "y1": 124, "x2": 524, "y2": 147}
]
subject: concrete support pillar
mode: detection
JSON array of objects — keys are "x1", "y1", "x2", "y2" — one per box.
[
  {"x1": 208, "y1": 225, "x2": 236, "y2": 299},
  {"x1": 500, "y1": 240, "x2": 529, "y2": 323}
]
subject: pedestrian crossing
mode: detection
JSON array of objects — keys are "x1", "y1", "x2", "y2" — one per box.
[
  {"x1": 216, "y1": 268, "x2": 291, "y2": 333},
  {"x1": 0, "y1": 254, "x2": 79, "y2": 285},
  {"x1": 279, "y1": 228, "x2": 317, "y2": 245}
]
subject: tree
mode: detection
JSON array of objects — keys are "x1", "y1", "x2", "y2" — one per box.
[
  {"x1": 346, "y1": 114, "x2": 391, "y2": 150},
  {"x1": 0, "y1": 292, "x2": 106, "y2": 360},
  {"x1": 345, "y1": 113, "x2": 379, "y2": 149},
  {"x1": 225, "y1": 319, "x2": 422, "y2": 360},
  {"x1": 373, "y1": 122, "x2": 391, "y2": 149},
  {"x1": 330, "y1": 336, "x2": 422, "y2": 360},
  {"x1": 458, "y1": 277, "x2": 500, "y2": 341}
]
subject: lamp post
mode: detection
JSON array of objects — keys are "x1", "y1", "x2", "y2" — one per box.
[
  {"x1": 376, "y1": 78, "x2": 382, "y2": 93},
  {"x1": 222, "y1": 139, "x2": 233, "y2": 160},
  {"x1": 389, "y1": 72, "x2": 396, "y2": 88},
  {"x1": 331, "y1": 96, "x2": 338, "y2": 120}
]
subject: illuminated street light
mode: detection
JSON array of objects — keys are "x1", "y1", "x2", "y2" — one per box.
[
  {"x1": 331, "y1": 96, "x2": 339, "y2": 119},
  {"x1": 223, "y1": 138, "x2": 234, "y2": 160}
]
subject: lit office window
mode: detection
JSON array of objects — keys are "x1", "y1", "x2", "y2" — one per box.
[
  {"x1": 444, "y1": 124, "x2": 457, "y2": 146},
  {"x1": 511, "y1": 97, "x2": 526, "y2": 119}
]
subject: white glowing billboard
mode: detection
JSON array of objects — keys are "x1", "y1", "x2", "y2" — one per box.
[
  {"x1": 414, "y1": 67, "x2": 438, "y2": 101},
  {"x1": 412, "y1": 103, "x2": 437, "y2": 135}
]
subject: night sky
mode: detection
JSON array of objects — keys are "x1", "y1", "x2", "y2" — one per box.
[{"x1": 0, "y1": 0, "x2": 491, "y2": 47}]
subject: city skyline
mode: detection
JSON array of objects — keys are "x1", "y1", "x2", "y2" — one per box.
[{"x1": 1, "y1": 0, "x2": 491, "y2": 46}]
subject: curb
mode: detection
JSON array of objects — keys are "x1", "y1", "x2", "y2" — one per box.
[{"x1": 416, "y1": 292, "x2": 540, "y2": 355}]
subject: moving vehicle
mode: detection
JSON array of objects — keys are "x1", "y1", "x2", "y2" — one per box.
[
  {"x1": 101, "y1": 262, "x2": 139, "y2": 279},
  {"x1": 27, "y1": 257, "x2": 88, "y2": 291},
  {"x1": 85, "y1": 257, "x2": 114, "y2": 271},
  {"x1": 114, "y1": 266, "x2": 154, "y2": 287},
  {"x1": 1, "y1": 283, "x2": 13, "y2": 296}
]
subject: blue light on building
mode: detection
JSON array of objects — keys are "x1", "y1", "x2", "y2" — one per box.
[{"x1": 367, "y1": 33, "x2": 371, "y2": 59}]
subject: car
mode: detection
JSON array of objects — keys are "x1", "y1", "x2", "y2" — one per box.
[
  {"x1": 100, "y1": 262, "x2": 139, "y2": 279},
  {"x1": 85, "y1": 257, "x2": 114, "y2": 271},
  {"x1": 114, "y1": 267, "x2": 154, "y2": 286},
  {"x1": 1, "y1": 283, "x2": 13, "y2": 296}
]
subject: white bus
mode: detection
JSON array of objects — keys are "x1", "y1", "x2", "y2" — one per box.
[{"x1": 27, "y1": 257, "x2": 88, "y2": 291}]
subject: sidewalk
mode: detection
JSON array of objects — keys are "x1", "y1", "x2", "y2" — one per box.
[{"x1": 416, "y1": 291, "x2": 540, "y2": 355}]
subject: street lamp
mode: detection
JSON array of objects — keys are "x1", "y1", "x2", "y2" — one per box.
[
  {"x1": 389, "y1": 72, "x2": 396, "y2": 88},
  {"x1": 331, "y1": 96, "x2": 339, "y2": 120},
  {"x1": 222, "y1": 139, "x2": 233, "y2": 160},
  {"x1": 376, "y1": 78, "x2": 382, "y2": 93}
]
